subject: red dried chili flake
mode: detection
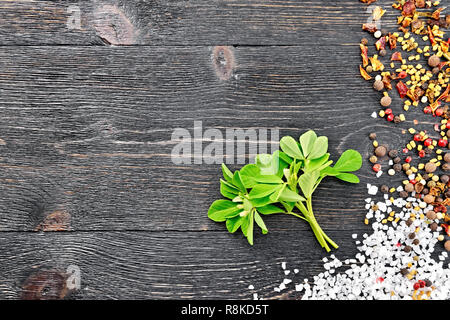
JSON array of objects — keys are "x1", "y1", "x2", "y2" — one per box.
[
  {"x1": 413, "y1": 282, "x2": 420, "y2": 290},
  {"x1": 405, "y1": 156, "x2": 412, "y2": 163},
  {"x1": 388, "y1": 33, "x2": 397, "y2": 50},
  {"x1": 360, "y1": 44, "x2": 369, "y2": 67},
  {"x1": 391, "y1": 52, "x2": 403, "y2": 61},
  {"x1": 372, "y1": 163, "x2": 381, "y2": 172},
  {"x1": 437, "y1": 84, "x2": 450, "y2": 103},
  {"x1": 431, "y1": 8, "x2": 444, "y2": 20},
  {"x1": 396, "y1": 81, "x2": 409, "y2": 98},
  {"x1": 418, "y1": 280, "x2": 426, "y2": 288},
  {"x1": 410, "y1": 179, "x2": 417, "y2": 185},
  {"x1": 396, "y1": 242, "x2": 401, "y2": 247},
  {"x1": 428, "y1": 26, "x2": 436, "y2": 46},
  {"x1": 360, "y1": 65, "x2": 372, "y2": 80},
  {"x1": 383, "y1": 75, "x2": 393, "y2": 90},
  {"x1": 362, "y1": 23, "x2": 378, "y2": 33},
  {"x1": 418, "y1": 150, "x2": 425, "y2": 158},
  {"x1": 360, "y1": 0, "x2": 377, "y2": 4},
  {"x1": 442, "y1": 224, "x2": 449, "y2": 236},
  {"x1": 375, "y1": 37, "x2": 387, "y2": 51},
  {"x1": 403, "y1": 148, "x2": 409, "y2": 153},
  {"x1": 397, "y1": 71, "x2": 408, "y2": 79},
  {"x1": 402, "y1": 0, "x2": 416, "y2": 17}
]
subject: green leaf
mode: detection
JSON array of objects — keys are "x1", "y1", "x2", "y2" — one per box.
[
  {"x1": 304, "y1": 153, "x2": 330, "y2": 172},
  {"x1": 232, "y1": 171, "x2": 246, "y2": 193},
  {"x1": 253, "y1": 174, "x2": 284, "y2": 184},
  {"x1": 208, "y1": 200, "x2": 241, "y2": 222},
  {"x1": 333, "y1": 149, "x2": 363, "y2": 172},
  {"x1": 269, "y1": 184, "x2": 286, "y2": 202},
  {"x1": 249, "y1": 184, "x2": 281, "y2": 199},
  {"x1": 239, "y1": 164, "x2": 260, "y2": 188},
  {"x1": 280, "y1": 136, "x2": 304, "y2": 159},
  {"x1": 308, "y1": 136, "x2": 328, "y2": 159},
  {"x1": 221, "y1": 163, "x2": 233, "y2": 183},
  {"x1": 299, "y1": 130, "x2": 317, "y2": 157},
  {"x1": 298, "y1": 170, "x2": 319, "y2": 198},
  {"x1": 278, "y1": 151, "x2": 293, "y2": 164},
  {"x1": 278, "y1": 188, "x2": 306, "y2": 202},
  {"x1": 226, "y1": 216, "x2": 243, "y2": 233},
  {"x1": 256, "y1": 151, "x2": 289, "y2": 177},
  {"x1": 254, "y1": 211, "x2": 268, "y2": 234},
  {"x1": 335, "y1": 172, "x2": 360, "y2": 184},
  {"x1": 281, "y1": 201, "x2": 295, "y2": 213},
  {"x1": 220, "y1": 179, "x2": 240, "y2": 199},
  {"x1": 258, "y1": 204, "x2": 285, "y2": 215},
  {"x1": 320, "y1": 166, "x2": 340, "y2": 177},
  {"x1": 250, "y1": 195, "x2": 274, "y2": 208}
]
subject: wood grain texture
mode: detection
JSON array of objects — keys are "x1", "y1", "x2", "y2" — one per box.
[
  {"x1": 0, "y1": 0, "x2": 439, "y2": 300},
  {"x1": 0, "y1": 45, "x2": 411, "y2": 232},
  {"x1": 0, "y1": 230, "x2": 361, "y2": 299},
  {"x1": 0, "y1": 0, "x2": 400, "y2": 46}
]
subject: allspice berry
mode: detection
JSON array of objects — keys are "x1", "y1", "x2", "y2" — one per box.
[
  {"x1": 381, "y1": 96, "x2": 392, "y2": 107},
  {"x1": 380, "y1": 185, "x2": 389, "y2": 193},
  {"x1": 414, "y1": 183, "x2": 424, "y2": 193},
  {"x1": 369, "y1": 132, "x2": 377, "y2": 140},
  {"x1": 440, "y1": 175, "x2": 449, "y2": 184},
  {"x1": 373, "y1": 80, "x2": 384, "y2": 91},
  {"x1": 442, "y1": 163, "x2": 450, "y2": 171},
  {"x1": 425, "y1": 162, "x2": 437, "y2": 173},
  {"x1": 445, "y1": 240, "x2": 450, "y2": 252},
  {"x1": 426, "y1": 211, "x2": 437, "y2": 220},
  {"x1": 405, "y1": 183, "x2": 414, "y2": 192},
  {"x1": 445, "y1": 153, "x2": 450, "y2": 163},
  {"x1": 423, "y1": 194, "x2": 435, "y2": 204},
  {"x1": 379, "y1": 49, "x2": 387, "y2": 57},
  {"x1": 430, "y1": 222, "x2": 438, "y2": 231},
  {"x1": 428, "y1": 54, "x2": 440, "y2": 68},
  {"x1": 375, "y1": 146, "x2": 387, "y2": 157}
]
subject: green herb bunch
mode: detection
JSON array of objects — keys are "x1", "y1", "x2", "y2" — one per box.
[{"x1": 207, "y1": 130, "x2": 362, "y2": 252}]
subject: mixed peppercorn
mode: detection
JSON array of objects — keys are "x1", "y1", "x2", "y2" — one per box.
[{"x1": 359, "y1": 0, "x2": 449, "y2": 299}]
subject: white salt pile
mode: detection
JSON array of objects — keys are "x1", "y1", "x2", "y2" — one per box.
[{"x1": 260, "y1": 185, "x2": 450, "y2": 300}]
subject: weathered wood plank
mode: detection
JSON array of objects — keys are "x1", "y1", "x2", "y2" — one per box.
[
  {"x1": 0, "y1": 230, "x2": 361, "y2": 299},
  {"x1": 0, "y1": 45, "x2": 415, "y2": 231},
  {"x1": 0, "y1": 0, "x2": 399, "y2": 46}
]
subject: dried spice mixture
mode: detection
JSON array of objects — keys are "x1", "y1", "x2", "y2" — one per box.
[{"x1": 249, "y1": 0, "x2": 450, "y2": 300}]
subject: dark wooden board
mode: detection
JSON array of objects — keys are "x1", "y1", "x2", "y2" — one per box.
[
  {"x1": 0, "y1": 0, "x2": 442, "y2": 300},
  {"x1": 0, "y1": 45, "x2": 410, "y2": 232},
  {"x1": 0, "y1": 0, "x2": 400, "y2": 46},
  {"x1": 0, "y1": 230, "x2": 361, "y2": 299}
]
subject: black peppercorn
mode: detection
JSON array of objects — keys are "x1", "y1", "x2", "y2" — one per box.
[
  {"x1": 409, "y1": 233, "x2": 416, "y2": 239},
  {"x1": 388, "y1": 150, "x2": 398, "y2": 158},
  {"x1": 380, "y1": 185, "x2": 389, "y2": 193},
  {"x1": 404, "y1": 245, "x2": 412, "y2": 253},
  {"x1": 413, "y1": 239, "x2": 420, "y2": 245},
  {"x1": 406, "y1": 219, "x2": 413, "y2": 227}
]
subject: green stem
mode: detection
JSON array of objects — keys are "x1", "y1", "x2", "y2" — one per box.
[{"x1": 292, "y1": 199, "x2": 338, "y2": 252}]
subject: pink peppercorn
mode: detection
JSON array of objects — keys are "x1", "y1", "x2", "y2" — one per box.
[
  {"x1": 387, "y1": 114, "x2": 394, "y2": 122},
  {"x1": 438, "y1": 139, "x2": 448, "y2": 147},
  {"x1": 405, "y1": 156, "x2": 412, "y2": 163},
  {"x1": 413, "y1": 282, "x2": 420, "y2": 290},
  {"x1": 372, "y1": 164, "x2": 381, "y2": 172}
]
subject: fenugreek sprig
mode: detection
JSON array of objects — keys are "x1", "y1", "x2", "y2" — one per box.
[{"x1": 207, "y1": 130, "x2": 362, "y2": 251}]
